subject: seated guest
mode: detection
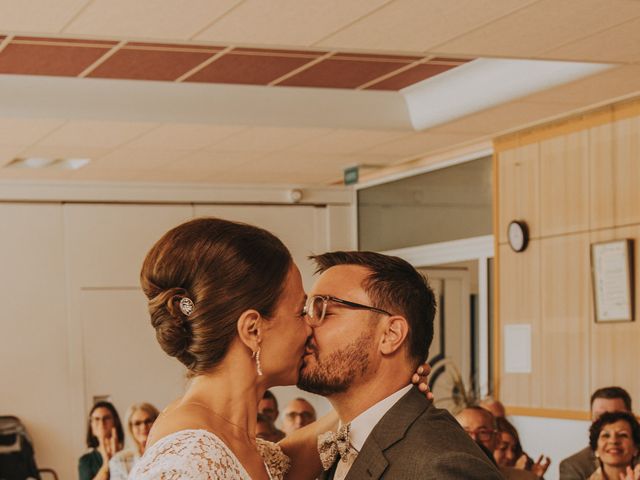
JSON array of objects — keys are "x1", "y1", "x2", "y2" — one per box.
[
  {"x1": 560, "y1": 387, "x2": 633, "y2": 480},
  {"x1": 256, "y1": 413, "x2": 285, "y2": 443},
  {"x1": 456, "y1": 406, "x2": 537, "y2": 479},
  {"x1": 109, "y1": 402, "x2": 159, "y2": 480},
  {"x1": 79, "y1": 401, "x2": 124, "y2": 480},
  {"x1": 258, "y1": 389, "x2": 285, "y2": 440},
  {"x1": 588, "y1": 411, "x2": 640, "y2": 480},
  {"x1": 495, "y1": 416, "x2": 551, "y2": 478},
  {"x1": 281, "y1": 397, "x2": 316, "y2": 436}
]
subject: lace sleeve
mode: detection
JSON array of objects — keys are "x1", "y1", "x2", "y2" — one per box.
[
  {"x1": 256, "y1": 439, "x2": 291, "y2": 480},
  {"x1": 130, "y1": 430, "x2": 250, "y2": 480}
]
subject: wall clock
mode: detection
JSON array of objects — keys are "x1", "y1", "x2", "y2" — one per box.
[{"x1": 508, "y1": 220, "x2": 529, "y2": 252}]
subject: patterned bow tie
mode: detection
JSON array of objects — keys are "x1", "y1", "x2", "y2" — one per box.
[{"x1": 317, "y1": 423, "x2": 355, "y2": 471}]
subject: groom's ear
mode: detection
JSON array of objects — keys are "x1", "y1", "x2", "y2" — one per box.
[{"x1": 379, "y1": 315, "x2": 409, "y2": 355}]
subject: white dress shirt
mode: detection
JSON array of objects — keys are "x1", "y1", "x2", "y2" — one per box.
[{"x1": 334, "y1": 384, "x2": 413, "y2": 480}]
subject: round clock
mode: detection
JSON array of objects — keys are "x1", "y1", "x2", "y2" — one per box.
[{"x1": 507, "y1": 220, "x2": 529, "y2": 252}]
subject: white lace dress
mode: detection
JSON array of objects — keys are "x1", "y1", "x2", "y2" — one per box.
[{"x1": 129, "y1": 429, "x2": 290, "y2": 480}]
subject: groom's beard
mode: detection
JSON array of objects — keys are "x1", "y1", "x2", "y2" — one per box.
[{"x1": 297, "y1": 330, "x2": 373, "y2": 396}]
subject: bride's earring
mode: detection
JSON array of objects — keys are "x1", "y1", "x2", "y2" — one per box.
[{"x1": 252, "y1": 348, "x2": 263, "y2": 376}]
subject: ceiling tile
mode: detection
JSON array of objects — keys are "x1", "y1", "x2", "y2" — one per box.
[
  {"x1": 0, "y1": 145, "x2": 25, "y2": 167},
  {"x1": 540, "y1": 17, "x2": 640, "y2": 63},
  {"x1": 0, "y1": 40, "x2": 112, "y2": 76},
  {"x1": 172, "y1": 150, "x2": 262, "y2": 172},
  {"x1": 432, "y1": 0, "x2": 640, "y2": 58},
  {"x1": 195, "y1": 0, "x2": 390, "y2": 46},
  {"x1": 316, "y1": 0, "x2": 537, "y2": 52},
  {"x1": 278, "y1": 57, "x2": 411, "y2": 89},
  {"x1": 63, "y1": 0, "x2": 242, "y2": 40},
  {"x1": 36, "y1": 121, "x2": 157, "y2": 149},
  {"x1": 0, "y1": 0, "x2": 90, "y2": 33},
  {"x1": 185, "y1": 50, "x2": 320, "y2": 85},
  {"x1": 207, "y1": 127, "x2": 330, "y2": 152},
  {"x1": 17, "y1": 145, "x2": 112, "y2": 162},
  {"x1": 0, "y1": 118, "x2": 65, "y2": 145},
  {"x1": 88, "y1": 46, "x2": 218, "y2": 81},
  {"x1": 0, "y1": 167, "x2": 75, "y2": 180},
  {"x1": 518, "y1": 65, "x2": 640, "y2": 106},
  {"x1": 127, "y1": 124, "x2": 245, "y2": 149},
  {"x1": 89, "y1": 148, "x2": 191, "y2": 170},
  {"x1": 287, "y1": 129, "x2": 411, "y2": 154},
  {"x1": 366, "y1": 63, "x2": 458, "y2": 90},
  {"x1": 69, "y1": 167, "x2": 151, "y2": 181},
  {"x1": 363, "y1": 131, "x2": 477, "y2": 157}
]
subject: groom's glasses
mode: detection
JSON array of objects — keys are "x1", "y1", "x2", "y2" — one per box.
[{"x1": 303, "y1": 294, "x2": 392, "y2": 327}]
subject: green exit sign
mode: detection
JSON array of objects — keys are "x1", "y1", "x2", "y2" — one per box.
[{"x1": 344, "y1": 166, "x2": 359, "y2": 185}]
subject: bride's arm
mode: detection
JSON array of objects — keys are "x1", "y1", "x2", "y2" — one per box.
[{"x1": 279, "y1": 410, "x2": 338, "y2": 480}]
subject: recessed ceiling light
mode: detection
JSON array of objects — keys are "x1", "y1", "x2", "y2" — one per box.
[
  {"x1": 51, "y1": 158, "x2": 91, "y2": 170},
  {"x1": 5, "y1": 157, "x2": 56, "y2": 169}
]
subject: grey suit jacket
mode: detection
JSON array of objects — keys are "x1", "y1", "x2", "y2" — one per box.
[
  {"x1": 321, "y1": 387, "x2": 503, "y2": 480},
  {"x1": 559, "y1": 446, "x2": 597, "y2": 480}
]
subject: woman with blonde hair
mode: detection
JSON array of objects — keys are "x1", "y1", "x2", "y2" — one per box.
[{"x1": 109, "y1": 403, "x2": 159, "y2": 480}]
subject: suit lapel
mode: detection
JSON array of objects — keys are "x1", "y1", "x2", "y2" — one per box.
[{"x1": 344, "y1": 387, "x2": 430, "y2": 480}]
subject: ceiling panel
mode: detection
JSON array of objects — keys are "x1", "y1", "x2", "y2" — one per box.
[
  {"x1": 0, "y1": 0, "x2": 89, "y2": 33},
  {"x1": 170, "y1": 150, "x2": 262, "y2": 173},
  {"x1": 127, "y1": 124, "x2": 245, "y2": 150},
  {"x1": 287, "y1": 129, "x2": 411, "y2": 154},
  {"x1": 206, "y1": 126, "x2": 330, "y2": 152},
  {"x1": 18, "y1": 145, "x2": 112, "y2": 162},
  {"x1": 363, "y1": 130, "x2": 477, "y2": 157},
  {"x1": 195, "y1": 0, "x2": 391, "y2": 46},
  {"x1": 432, "y1": 0, "x2": 640, "y2": 58},
  {"x1": 0, "y1": 38, "x2": 114, "y2": 76},
  {"x1": 540, "y1": 17, "x2": 640, "y2": 63},
  {"x1": 185, "y1": 48, "x2": 321, "y2": 85},
  {"x1": 90, "y1": 147, "x2": 190, "y2": 169},
  {"x1": 35, "y1": 121, "x2": 157, "y2": 148},
  {"x1": 63, "y1": 0, "x2": 242, "y2": 39},
  {"x1": 316, "y1": 0, "x2": 537, "y2": 52},
  {"x1": 366, "y1": 62, "x2": 457, "y2": 90},
  {"x1": 519, "y1": 65, "x2": 640, "y2": 106},
  {"x1": 278, "y1": 54, "x2": 414, "y2": 89},
  {"x1": 88, "y1": 44, "x2": 220, "y2": 81},
  {"x1": 0, "y1": 118, "x2": 65, "y2": 145}
]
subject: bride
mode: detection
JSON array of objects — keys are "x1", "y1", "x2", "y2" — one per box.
[{"x1": 130, "y1": 217, "x2": 428, "y2": 479}]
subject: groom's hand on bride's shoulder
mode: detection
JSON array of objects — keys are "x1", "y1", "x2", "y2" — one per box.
[{"x1": 411, "y1": 362, "x2": 433, "y2": 400}]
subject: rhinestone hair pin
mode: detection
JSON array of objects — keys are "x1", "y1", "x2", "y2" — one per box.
[{"x1": 179, "y1": 297, "x2": 195, "y2": 316}]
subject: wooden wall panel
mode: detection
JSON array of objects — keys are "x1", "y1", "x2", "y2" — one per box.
[
  {"x1": 590, "y1": 226, "x2": 640, "y2": 401},
  {"x1": 539, "y1": 131, "x2": 590, "y2": 237},
  {"x1": 498, "y1": 143, "x2": 540, "y2": 244},
  {"x1": 498, "y1": 243, "x2": 542, "y2": 408},
  {"x1": 589, "y1": 123, "x2": 615, "y2": 230},
  {"x1": 613, "y1": 116, "x2": 640, "y2": 226},
  {"x1": 540, "y1": 233, "x2": 591, "y2": 411}
]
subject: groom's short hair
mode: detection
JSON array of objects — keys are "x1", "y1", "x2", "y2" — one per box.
[{"x1": 310, "y1": 251, "x2": 436, "y2": 367}]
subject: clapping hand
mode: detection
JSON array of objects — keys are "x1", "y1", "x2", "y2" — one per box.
[
  {"x1": 411, "y1": 363, "x2": 434, "y2": 400},
  {"x1": 619, "y1": 465, "x2": 640, "y2": 480},
  {"x1": 529, "y1": 455, "x2": 551, "y2": 478}
]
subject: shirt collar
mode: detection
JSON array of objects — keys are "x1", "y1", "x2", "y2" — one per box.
[{"x1": 345, "y1": 384, "x2": 412, "y2": 452}]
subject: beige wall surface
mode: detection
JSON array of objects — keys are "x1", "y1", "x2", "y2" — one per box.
[
  {"x1": 495, "y1": 99, "x2": 640, "y2": 417},
  {"x1": 0, "y1": 199, "x2": 354, "y2": 480}
]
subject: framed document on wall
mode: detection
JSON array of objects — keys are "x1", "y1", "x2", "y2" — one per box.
[{"x1": 590, "y1": 239, "x2": 634, "y2": 322}]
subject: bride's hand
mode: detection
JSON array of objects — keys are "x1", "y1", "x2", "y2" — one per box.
[{"x1": 411, "y1": 363, "x2": 433, "y2": 400}]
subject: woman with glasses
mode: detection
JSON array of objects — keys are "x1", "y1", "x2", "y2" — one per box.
[
  {"x1": 109, "y1": 403, "x2": 159, "y2": 480},
  {"x1": 79, "y1": 401, "x2": 124, "y2": 480},
  {"x1": 130, "y1": 218, "x2": 430, "y2": 480}
]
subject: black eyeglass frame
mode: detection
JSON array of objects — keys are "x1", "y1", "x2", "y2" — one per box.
[{"x1": 303, "y1": 294, "x2": 392, "y2": 326}]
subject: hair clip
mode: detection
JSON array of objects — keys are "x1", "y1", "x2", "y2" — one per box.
[{"x1": 179, "y1": 297, "x2": 195, "y2": 316}]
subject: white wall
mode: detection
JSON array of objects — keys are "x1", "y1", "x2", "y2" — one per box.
[
  {"x1": 0, "y1": 185, "x2": 353, "y2": 480},
  {"x1": 510, "y1": 415, "x2": 591, "y2": 480}
]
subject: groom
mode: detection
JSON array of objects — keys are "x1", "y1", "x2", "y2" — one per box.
[{"x1": 298, "y1": 251, "x2": 501, "y2": 479}]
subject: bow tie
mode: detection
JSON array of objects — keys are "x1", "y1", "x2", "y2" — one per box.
[{"x1": 317, "y1": 423, "x2": 355, "y2": 471}]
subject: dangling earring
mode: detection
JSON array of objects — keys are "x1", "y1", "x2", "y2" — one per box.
[{"x1": 252, "y1": 348, "x2": 263, "y2": 376}]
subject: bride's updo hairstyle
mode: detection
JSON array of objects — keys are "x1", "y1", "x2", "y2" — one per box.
[{"x1": 140, "y1": 217, "x2": 293, "y2": 376}]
